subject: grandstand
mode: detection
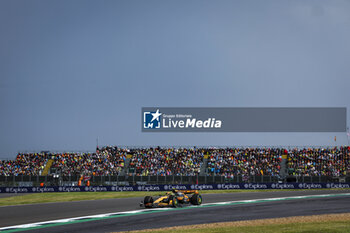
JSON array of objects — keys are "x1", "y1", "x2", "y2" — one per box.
[{"x1": 0, "y1": 146, "x2": 349, "y2": 186}]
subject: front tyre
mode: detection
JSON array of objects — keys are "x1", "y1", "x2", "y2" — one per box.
[
  {"x1": 144, "y1": 196, "x2": 153, "y2": 208},
  {"x1": 190, "y1": 194, "x2": 202, "y2": 205}
]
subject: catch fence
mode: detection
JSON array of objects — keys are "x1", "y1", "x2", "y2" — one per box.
[{"x1": 0, "y1": 175, "x2": 348, "y2": 187}]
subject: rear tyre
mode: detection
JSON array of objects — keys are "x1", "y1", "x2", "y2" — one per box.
[
  {"x1": 144, "y1": 196, "x2": 153, "y2": 208},
  {"x1": 190, "y1": 194, "x2": 202, "y2": 205},
  {"x1": 171, "y1": 196, "x2": 178, "y2": 208}
]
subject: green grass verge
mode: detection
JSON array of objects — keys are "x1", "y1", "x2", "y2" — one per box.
[
  {"x1": 134, "y1": 221, "x2": 350, "y2": 233},
  {"x1": 0, "y1": 189, "x2": 347, "y2": 207},
  {"x1": 120, "y1": 214, "x2": 350, "y2": 233}
]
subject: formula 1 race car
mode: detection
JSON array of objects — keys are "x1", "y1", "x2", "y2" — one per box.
[{"x1": 140, "y1": 189, "x2": 202, "y2": 208}]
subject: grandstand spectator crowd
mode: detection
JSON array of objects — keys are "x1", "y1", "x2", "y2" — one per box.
[
  {"x1": 128, "y1": 147, "x2": 202, "y2": 176},
  {"x1": 0, "y1": 153, "x2": 48, "y2": 176},
  {"x1": 50, "y1": 147, "x2": 126, "y2": 176},
  {"x1": 0, "y1": 146, "x2": 349, "y2": 178},
  {"x1": 288, "y1": 147, "x2": 349, "y2": 177},
  {"x1": 207, "y1": 148, "x2": 282, "y2": 178}
]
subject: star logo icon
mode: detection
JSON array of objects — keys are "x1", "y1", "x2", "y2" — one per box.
[
  {"x1": 150, "y1": 109, "x2": 162, "y2": 122},
  {"x1": 143, "y1": 109, "x2": 162, "y2": 129}
]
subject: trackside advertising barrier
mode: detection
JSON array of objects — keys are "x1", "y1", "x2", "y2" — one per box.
[{"x1": 0, "y1": 183, "x2": 349, "y2": 193}]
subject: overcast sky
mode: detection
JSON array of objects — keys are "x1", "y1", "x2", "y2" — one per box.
[{"x1": 1, "y1": 0, "x2": 349, "y2": 159}]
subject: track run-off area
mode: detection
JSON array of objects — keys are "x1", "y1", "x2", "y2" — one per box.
[{"x1": 0, "y1": 189, "x2": 349, "y2": 233}]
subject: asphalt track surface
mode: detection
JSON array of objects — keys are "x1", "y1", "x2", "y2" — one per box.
[{"x1": 0, "y1": 189, "x2": 349, "y2": 232}]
